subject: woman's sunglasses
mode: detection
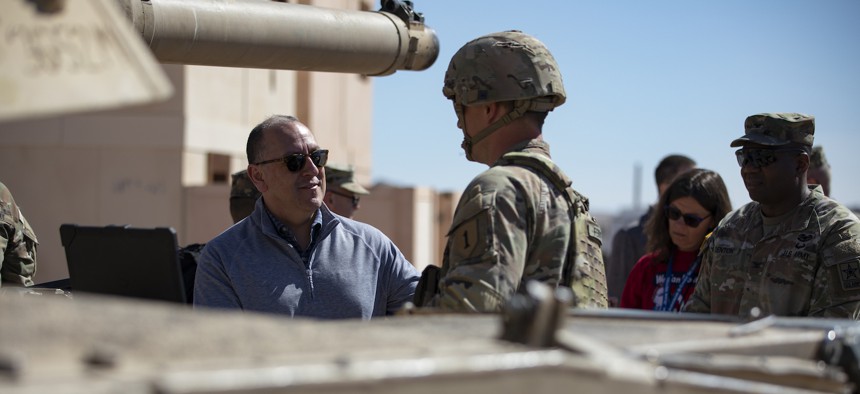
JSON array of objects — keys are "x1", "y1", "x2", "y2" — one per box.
[
  {"x1": 254, "y1": 149, "x2": 329, "y2": 172},
  {"x1": 665, "y1": 204, "x2": 711, "y2": 228}
]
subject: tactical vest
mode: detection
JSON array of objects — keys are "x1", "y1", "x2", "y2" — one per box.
[{"x1": 497, "y1": 152, "x2": 608, "y2": 309}]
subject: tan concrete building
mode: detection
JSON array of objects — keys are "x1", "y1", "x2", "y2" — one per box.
[
  {"x1": 355, "y1": 185, "x2": 459, "y2": 273},
  {"x1": 0, "y1": 0, "x2": 465, "y2": 285}
]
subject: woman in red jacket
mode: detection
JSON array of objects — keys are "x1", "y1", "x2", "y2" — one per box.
[{"x1": 620, "y1": 168, "x2": 732, "y2": 311}]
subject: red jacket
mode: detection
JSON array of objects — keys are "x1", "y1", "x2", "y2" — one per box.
[{"x1": 620, "y1": 249, "x2": 699, "y2": 311}]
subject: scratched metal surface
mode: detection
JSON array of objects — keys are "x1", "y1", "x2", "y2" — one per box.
[{"x1": 0, "y1": 292, "x2": 852, "y2": 394}]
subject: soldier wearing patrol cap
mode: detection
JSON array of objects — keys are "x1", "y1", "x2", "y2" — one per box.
[
  {"x1": 685, "y1": 113, "x2": 860, "y2": 318},
  {"x1": 415, "y1": 30, "x2": 608, "y2": 312},
  {"x1": 324, "y1": 164, "x2": 369, "y2": 219},
  {"x1": 229, "y1": 169, "x2": 262, "y2": 224}
]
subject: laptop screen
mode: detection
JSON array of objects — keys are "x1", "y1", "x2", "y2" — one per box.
[{"x1": 59, "y1": 224, "x2": 187, "y2": 304}]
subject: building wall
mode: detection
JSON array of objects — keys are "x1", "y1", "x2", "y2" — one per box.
[
  {"x1": 0, "y1": 64, "x2": 187, "y2": 283},
  {"x1": 297, "y1": 70, "x2": 373, "y2": 185},
  {"x1": 181, "y1": 65, "x2": 299, "y2": 245},
  {"x1": 183, "y1": 184, "x2": 232, "y2": 246},
  {"x1": 355, "y1": 185, "x2": 448, "y2": 273},
  {"x1": 435, "y1": 191, "x2": 461, "y2": 266}
]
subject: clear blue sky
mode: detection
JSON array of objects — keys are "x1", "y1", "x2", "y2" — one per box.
[{"x1": 372, "y1": 1, "x2": 860, "y2": 214}]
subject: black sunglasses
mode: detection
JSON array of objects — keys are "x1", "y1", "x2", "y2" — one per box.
[
  {"x1": 254, "y1": 149, "x2": 329, "y2": 172},
  {"x1": 329, "y1": 189, "x2": 360, "y2": 208},
  {"x1": 735, "y1": 148, "x2": 805, "y2": 168},
  {"x1": 665, "y1": 205, "x2": 711, "y2": 228}
]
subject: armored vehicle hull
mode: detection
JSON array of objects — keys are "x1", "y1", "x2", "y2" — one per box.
[{"x1": 0, "y1": 290, "x2": 856, "y2": 394}]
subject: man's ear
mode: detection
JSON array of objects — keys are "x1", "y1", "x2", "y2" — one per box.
[{"x1": 247, "y1": 165, "x2": 268, "y2": 193}]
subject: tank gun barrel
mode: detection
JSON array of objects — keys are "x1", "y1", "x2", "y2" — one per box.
[{"x1": 116, "y1": 0, "x2": 439, "y2": 76}]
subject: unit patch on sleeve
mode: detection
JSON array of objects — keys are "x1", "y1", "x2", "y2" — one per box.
[{"x1": 839, "y1": 261, "x2": 860, "y2": 290}]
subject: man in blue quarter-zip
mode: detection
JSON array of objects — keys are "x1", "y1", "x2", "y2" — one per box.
[{"x1": 194, "y1": 115, "x2": 419, "y2": 319}]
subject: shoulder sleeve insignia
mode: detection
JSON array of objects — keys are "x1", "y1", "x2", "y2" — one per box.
[{"x1": 838, "y1": 260, "x2": 860, "y2": 290}]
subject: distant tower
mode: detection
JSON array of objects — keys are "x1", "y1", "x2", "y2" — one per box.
[{"x1": 632, "y1": 162, "x2": 642, "y2": 213}]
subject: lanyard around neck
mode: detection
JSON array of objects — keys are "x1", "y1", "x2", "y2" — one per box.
[{"x1": 656, "y1": 251, "x2": 701, "y2": 312}]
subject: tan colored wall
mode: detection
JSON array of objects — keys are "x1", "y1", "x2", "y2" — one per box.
[
  {"x1": 435, "y1": 191, "x2": 461, "y2": 267},
  {"x1": 184, "y1": 67, "x2": 298, "y2": 165},
  {"x1": 183, "y1": 185, "x2": 233, "y2": 245},
  {"x1": 0, "y1": 65, "x2": 186, "y2": 283},
  {"x1": 355, "y1": 185, "x2": 447, "y2": 273},
  {"x1": 297, "y1": 69, "x2": 373, "y2": 185}
]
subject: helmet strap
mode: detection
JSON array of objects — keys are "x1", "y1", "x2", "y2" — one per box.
[{"x1": 460, "y1": 133, "x2": 474, "y2": 161}]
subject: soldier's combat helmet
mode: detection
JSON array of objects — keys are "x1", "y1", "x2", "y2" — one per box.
[{"x1": 443, "y1": 31, "x2": 566, "y2": 161}]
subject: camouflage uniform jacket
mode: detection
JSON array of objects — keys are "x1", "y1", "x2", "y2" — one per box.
[
  {"x1": 685, "y1": 186, "x2": 860, "y2": 318},
  {"x1": 0, "y1": 182, "x2": 38, "y2": 287},
  {"x1": 427, "y1": 139, "x2": 608, "y2": 312}
]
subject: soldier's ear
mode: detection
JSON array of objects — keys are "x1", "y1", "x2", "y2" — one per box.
[
  {"x1": 486, "y1": 102, "x2": 506, "y2": 123},
  {"x1": 796, "y1": 152, "x2": 810, "y2": 175}
]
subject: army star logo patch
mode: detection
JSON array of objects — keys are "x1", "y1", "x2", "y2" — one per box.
[{"x1": 839, "y1": 261, "x2": 860, "y2": 290}]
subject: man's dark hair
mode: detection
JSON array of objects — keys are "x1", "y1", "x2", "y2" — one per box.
[
  {"x1": 246, "y1": 115, "x2": 299, "y2": 163},
  {"x1": 655, "y1": 154, "x2": 697, "y2": 186}
]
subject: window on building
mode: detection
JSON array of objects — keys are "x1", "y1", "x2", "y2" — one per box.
[{"x1": 208, "y1": 153, "x2": 230, "y2": 184}]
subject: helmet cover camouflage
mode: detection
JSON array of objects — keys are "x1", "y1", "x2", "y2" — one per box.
[{"x1": 443, "y1": 30, "x2": 566, "y2": 111}]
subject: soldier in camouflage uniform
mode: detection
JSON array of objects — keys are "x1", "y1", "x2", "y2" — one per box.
[
  {"x1": 415, "y1": 31, "x2": 608, "y2": 312},
  {"x1": 229, "y1": 169, "x2": 262, "y2": 223},
  {"x1": 684, "y1": 113, "x2": 860, "y2": 318},
  {"x1": 807, "y1": 146, "x2": 831, "y2": 197},
  {"x1": 323, "y1": 163, "x2": 370, "y2": 219},
  {"x1": 0, "y1": 181, "x2": 38, "y2": 287}
]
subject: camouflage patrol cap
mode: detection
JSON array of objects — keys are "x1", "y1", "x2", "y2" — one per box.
[
  {"x1": 230, "y1": 170, "x2": 260, "y2": 199},
  {"x1": 810, "y1": 146, "x2": 829, "y2": 169},
  {"x1": 443, "y1": 30, "x2": 565, "y2": 111},
  {"x1": 325, "y1": 163, "x2": 369, "y2": 195},
  {"x1": 730, "y1": 113, "x2": 815, "y2": 148}
]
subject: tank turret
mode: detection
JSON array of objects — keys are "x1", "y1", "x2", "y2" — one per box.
[{"x1": 116, "y1": 0, "x2": 439, "y2": 76}]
